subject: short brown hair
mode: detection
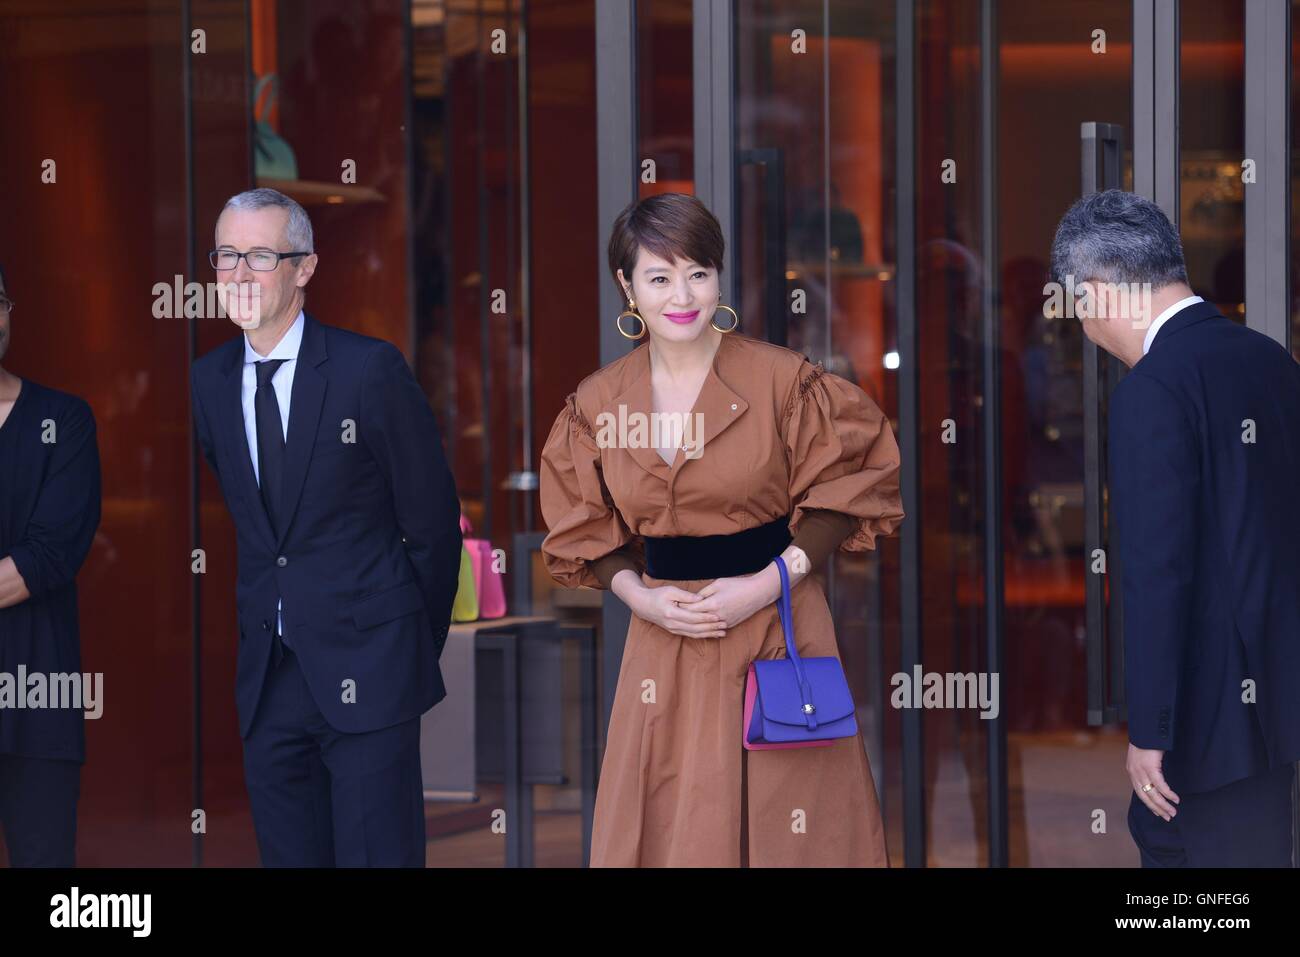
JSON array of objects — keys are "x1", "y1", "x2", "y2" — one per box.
[{"x1": 607, "y1": 193, "x2": 724, "y2": 297}]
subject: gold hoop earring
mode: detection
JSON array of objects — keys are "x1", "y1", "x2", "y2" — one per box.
[
  {"x1": 616, "y1": 298, "x2": 647, "y2": 340},
  {"x1": 711, "y1": 303, "x2": 739, "y2": 333}
]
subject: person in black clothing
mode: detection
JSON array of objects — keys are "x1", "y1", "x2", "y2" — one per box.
[{"x1": 0, "y1": 264, "x2": 102, "y2": 866}]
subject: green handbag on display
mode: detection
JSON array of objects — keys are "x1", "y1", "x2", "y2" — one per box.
[
  {"x1": 252, "y1": 74, "x2": 299, "y2": 181},
  {"x1": 451, "y1": 544, "x2": 479, "y2": 622}
]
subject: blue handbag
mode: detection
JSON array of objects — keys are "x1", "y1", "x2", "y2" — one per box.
[{"x1": 742, "y1": 555, "x2": 859, "y2": 749}]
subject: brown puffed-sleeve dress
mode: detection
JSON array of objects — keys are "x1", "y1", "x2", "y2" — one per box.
[{"x1": 539, "y1": 331, "x2": 904, "y2": 866}]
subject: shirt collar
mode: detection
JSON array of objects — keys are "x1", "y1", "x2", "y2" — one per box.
[
  {"x1": 244, "y1": 309, "x2": 305, "y2": 365},
  {"x1": 1143, "y1": 295, "x2": 1203, "y2": 355}
]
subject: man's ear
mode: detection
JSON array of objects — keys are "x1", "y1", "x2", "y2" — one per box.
[{"x1": 296, "y1": 253, "x2": 319, "y2": 288}]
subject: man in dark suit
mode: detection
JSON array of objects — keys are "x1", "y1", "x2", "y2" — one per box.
[
  {"x1": 190, "y1": 188, "x2": 461, "y2": 866},
  {"x1": 1052, "y1": 189, "x2": 1300, "y2": 867}
]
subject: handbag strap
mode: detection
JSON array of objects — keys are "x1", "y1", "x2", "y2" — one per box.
[{"x1": 773, "y1": 555, "x2": 819, "y2": 730}]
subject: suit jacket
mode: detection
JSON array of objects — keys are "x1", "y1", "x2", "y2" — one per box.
[
  {"x1": 1109, "y1": 299, "x2": 1300, "y2": 793},
  {"x1": 190, "y1": 313, "x2": 461, "y2": 737}
]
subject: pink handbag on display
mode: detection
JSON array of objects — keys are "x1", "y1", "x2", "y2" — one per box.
[{"x1": 460, "y1": 514, "x2": 507, "y2": 619}]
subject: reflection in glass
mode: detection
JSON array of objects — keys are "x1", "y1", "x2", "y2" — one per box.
[{"x1": 1181, "y1": 0, "x2": 1245, "y2": 322}]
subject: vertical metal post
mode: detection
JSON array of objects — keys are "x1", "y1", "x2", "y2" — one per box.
[
  {"x1": 595, "y1": 0, "x2": 638, "y2": 731},
  {"x1": 403, "y1": 0, "x2": 418, "y2": 356},
  {"x1": 476, "y1": 0, "x2": 494, "y2": 536},
  {"x1": 979, "y1": 0, "x2": 1006, "y2": 869},
  {"x1": 820, "y1": 0, "x2": 831, "y2": 360},
  {"x1": 1117, "y1": 0, "x2": 1179, "y2": 729},
  {"x1": 1243, "y1": 0, "x2": 1299, "y2": 870},
  {"x1": 735, "y1": 147, "x2": 787, "y2": 343},
  {"x1": 693, "y1": 0, "x2": 736, "y2": 308},
  {"x1": 515, "y1": 0, "x2": 537, "y2": 530},
  {"x1": 1080, "y1": 122, "x2": 1124, "y2": 729},
  {"x1": 1124, "y1": 0, "x2": 1180, "y2": 733},
  {"x1": 1133, "y1": 0, "x2": 1180, "y2": 221},
  {"x1": 441, "y1": 0, "x2": 459, "y2": 469},
  {"x1": 182, "y1": 0, "x2": 203, "y2": 870},
  {"x1": 1244, "y1": 0, "x2": 1291, "y2": 349},
  {"x1": 895, "y1": 0, "x2": 924, "y2": 869}
]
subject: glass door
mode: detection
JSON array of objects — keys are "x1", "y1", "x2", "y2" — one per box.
[
  {"x1": 731, "y1": 0, "x2": 910, "y2": 863},
  {"x1": 724, "y1": 0, "x2": 1143, "y2": 867},
  {"x1": 997, "y1": 0, "x2": 1135, "y2": 867}
]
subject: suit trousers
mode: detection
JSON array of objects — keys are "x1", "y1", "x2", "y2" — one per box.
[
  {"x1": 1128, "y1": 762, "x2": 1294, "y2": 867},
  {"x1": 242, "y1": 644, "x2": 426, "y2": 867},
  {"x1": 0, "y1": 752, "x2": 80, "y2": 867}
]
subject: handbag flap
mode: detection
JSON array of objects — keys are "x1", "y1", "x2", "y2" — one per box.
[{"x1": 751, "y1": 656, "x2": 856, "y2": 726}]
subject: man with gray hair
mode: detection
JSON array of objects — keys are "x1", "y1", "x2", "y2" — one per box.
[
  {"x1": 190, "y1": 188, "x2": 462, "y2": 866},
  {"x1": 1052, "y1": 188, "x2": 1300, "y2": 866}
]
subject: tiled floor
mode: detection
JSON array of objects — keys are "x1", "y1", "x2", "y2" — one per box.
[
  {"x1": 0, "y1": 729, "x2": 1155, "y2": 866},
  {"x1": 425, "y1": 782, "x2": 586, "y2": 867},
  {"x1": 923, "y1": 728, "x2": 1138, "y2": 867},
  {"x1": 423, "y1": 729, "x2": 1145, "y2": 867}
]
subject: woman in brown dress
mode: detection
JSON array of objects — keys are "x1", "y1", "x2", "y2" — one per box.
[{"x1": 539, "y1": 193, "x2": 904, "y2": 866}]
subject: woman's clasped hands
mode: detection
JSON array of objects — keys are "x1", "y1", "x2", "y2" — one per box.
[{"x1": 616, "y1": 561, "x2": 792, "y2": 639}]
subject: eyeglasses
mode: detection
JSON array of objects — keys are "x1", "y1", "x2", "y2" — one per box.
[
  {"x1": 209, "y1": 249, "x2": 310, "y2": 271},
  {"x1": 0, "y1": 296, "x2": 13, "y2": 316}
]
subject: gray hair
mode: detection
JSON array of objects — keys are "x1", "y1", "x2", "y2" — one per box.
[
  {"x1": 1050, "y1": 189, "x2": 1187, "y2": 289},
  {"x1": 218, "y1": 187, "x2": 314, "y2": 254}
]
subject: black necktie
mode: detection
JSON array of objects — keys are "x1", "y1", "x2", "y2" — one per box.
[{"x1": 255, "y1": 359, "x2": 288, "y2": 537}]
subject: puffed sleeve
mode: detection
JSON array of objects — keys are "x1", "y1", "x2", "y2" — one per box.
[
  {"x1": 539, "y1": 393, "x2": 644, "y2": 589},
  {"x1": 783, "y1": 362, "x2": 904, "y2": 553}
]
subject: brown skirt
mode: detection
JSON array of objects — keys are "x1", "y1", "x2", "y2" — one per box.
[{"x1": 590, "y1": 571, "x2": 889, "y2": 867}]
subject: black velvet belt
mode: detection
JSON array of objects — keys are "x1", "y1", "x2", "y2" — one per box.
[{"x1": 643, "y1": 515, "x2": 792, "y2": 580}]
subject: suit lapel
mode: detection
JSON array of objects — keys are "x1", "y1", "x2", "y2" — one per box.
[{"x1": 275, "y1": 313, "x2": 327, "y2": 549}]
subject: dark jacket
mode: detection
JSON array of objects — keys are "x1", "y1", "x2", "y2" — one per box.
[
  {"x1": 1109, "y1": 299, "x2": 1300, "y2": 793},
  {"x1": 190, "y1": 314, "x2": 461, "y2": 737},
  {"x1": 0, "y1": 380, "x2": 101, "y2": 761}
]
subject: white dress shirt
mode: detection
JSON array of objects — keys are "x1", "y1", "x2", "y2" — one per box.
[
  {"x1": 1143, "y1": 294, "x2": 1203, "y2": 356},
  {"x1": 241, "y1": 309, "x2": 304, "y2": 640}
]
